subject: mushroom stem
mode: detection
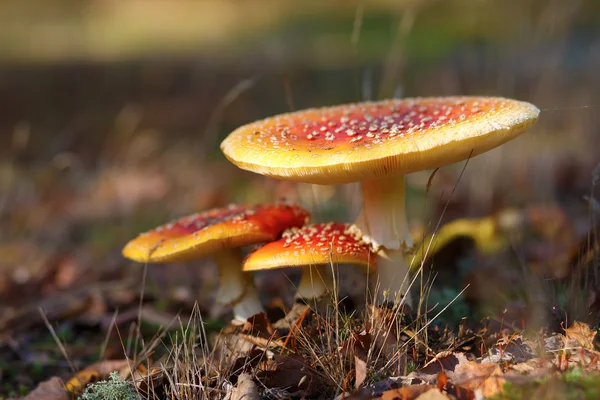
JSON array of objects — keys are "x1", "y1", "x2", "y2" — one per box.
[
  {"x1": 355, "y1": 175, "x2": 412, "y2": 304},
  {"x1": 213, "y1": 249, "x2": 264, "y2": 321},
  {"x1": 355, "y1": 176, "x2": 412, "y2": 250},
  {"x1": 295, "y1": 265, "x2": 333, "y2": 301},
  {"x1": 371, "y1": 248, "x2": 412, "y2": 305}
]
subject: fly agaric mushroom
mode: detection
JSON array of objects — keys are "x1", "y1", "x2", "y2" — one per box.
[
  {"x1": 244, "y1": 223, "x2": 373, "y2": 301},
  {"x1": 221, "y1": 96, "x2": 539, "y2": 304},
  {"x1": 122, "y1": 203, "x2": 310, "y2": 321}
]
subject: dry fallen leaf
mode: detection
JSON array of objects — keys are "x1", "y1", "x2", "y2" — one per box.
[
  {"x1": 381, "y1": 384, "x2": 433, "y2": 400},
  {"x1": 565, "y1": 321, "x2": 597, "y2": 350},
  {"x1": 242, "y1": 312, "x2": 279, "y2": 339},
  {"x1": 342, "y1": 331, "x2": 371, "y2": 390},
  {"x1": 452, "y1": 361, "x2": 498, "y2": 390},
  {"x1": 481, "y1": 336, "x2": 535, "y2": 364},
  {"x1": 415, "y1": 388, "x2": 451, "y2": 400},
  {"x1": 366, "y1": 306, "x2": 408, "y2": 375},
  {"x1": 509, "y1": 362, "x2": 537, "y2": 374},
  {"x1": 355, "y1": 351, "x2": 368, "y2": 390},
  {"x1": 228, "y1": 349, "x2": 266, "y2": 379},
  {"x1": 409, "y1": 352, "x2": 471, "y2": 384},
  {"x1": 479, "y1": 367, "x2": 506, "y2": 398},
  {"x1": 11, "y1": 377, "x2": 68, "y2": 400},
  {"x1": 131, "y1": 366, "x2": 164, "y2": 395},
  {"x1": 231, "y1": 373, "x2": 260, "y2": 400},
  {"x1": 257, "y1": 354, "x2": 321, "y2": 397},
  {"x1": 64, "y1": 359, "x2": 131, "y2": 392}
]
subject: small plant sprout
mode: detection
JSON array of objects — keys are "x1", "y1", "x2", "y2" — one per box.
[
  {"x1": 221, "y1": 96, "x2": 539, "y2": 305},
  {"x1": 122, "y1": 203, "x2": 310, "y2": 322},
  {"x1": 243, "y1": 223, "x2": 374, "y2": 302}
]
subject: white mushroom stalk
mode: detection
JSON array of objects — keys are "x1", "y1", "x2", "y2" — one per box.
[
  {"x1": 354, "y1": 176, "x2": 412, "y2": 305},
  {"x1": 213, "y1": 249, "x2": 264, "y2": 322},
  {"x1": 295, "y1": 265, "x2": 333, "y2": 301}
]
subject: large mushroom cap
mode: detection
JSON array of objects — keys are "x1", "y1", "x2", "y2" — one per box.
[
  {"x1": 243, "y1": 223, "x2": 374, "y2": 271},
  {"x1": 221, "y1": 96, "x2": 539, "y2": 184},
  {"x1": 122, "y1": 204, "x2": 310, "y2": 263}
]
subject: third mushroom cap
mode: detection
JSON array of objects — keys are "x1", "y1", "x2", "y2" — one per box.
[
  {"x1": 222, "y1": 96, "x2": 540, "y2": 304},
  {"x1": 244, "y1": 223, "x2": 373, "y2": 301}
]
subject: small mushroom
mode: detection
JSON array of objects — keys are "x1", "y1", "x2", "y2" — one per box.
[
  {"x1": 222, "y1": 96, "x2": 539, "y2": 304},
  {"x1": 122, "y1": 203, "x2": 310, "y2": 322},
  {"x1": 244, "y1": 223, "x2": 373, "y2": 301}
]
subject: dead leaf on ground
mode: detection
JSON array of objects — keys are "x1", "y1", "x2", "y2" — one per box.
[
  {"x1": 478, "y1": 367, "x2": 506, "y2": 398},
  {"x1": 409, "y1": 352, "x2": 471, "y2": 384},
  {"x1": 229, "y1": 349, "x2": 266, "y2": 379},
  {"x1": 242, "y1": 312, "x2": 279, "y2": 339},
  {"x1": 229, "y1": 312, "x2": 285, "y2": 350},
  {"x1": 481, "y1": 336, "x2": 535, "y2": 364},
  {"x1": 355, "y1": 350, "x2": 368, "y2": 390},
  {"x1": 381, "y1": 384, "x2": 433, "y2": 400},
  {"x1": 366, "y1": 306, "x2": 409, "y2": 375},
  {"x1": 565, "y1": 321, "x2": 597, "y2": 350},
  {"x1": 11, "y1": 377, "x2": 68, "y2": 400},
  {"x1": 415, "y1": 388, "x2": 451, "y2": 399},
  {"x1": 64, "y1": 359, "x2": 132, "y2": 393},
  {"x1": 339, "y1": 331, "x2": 371, "y2": 389},
  {"x1": 257, "y1": 354, "x2": 321, "y2": 397},
  {"x1": 230, "y1": 373, "x2": 260, "y2": 400},
  {"x1": 131, "y1": 366, "x2": 164, "y2": 395},
  {"x1": 509, "y1": 361, "x2": 538, "y2": 374},
  {"x1": 404, "y1": 353, "x2": 490, "y2": 398},
  {"x1": 451, "y1": 361, "x2": 498, "y2": 389}
]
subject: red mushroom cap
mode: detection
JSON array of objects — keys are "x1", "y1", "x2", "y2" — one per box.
[
  {"x1": 243, "y1": 223, "x2": 374, "y2": 271},
  {"x1": 221, "y1": 96, "x2": 539, "y2": 184},
  {"x1": 122, "y1": 204, "x2": 310, "y2": 263}
]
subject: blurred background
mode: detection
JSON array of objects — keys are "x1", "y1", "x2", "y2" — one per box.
[{"x1": 1, "y1": 0, "x2": 599, "y2": 392}]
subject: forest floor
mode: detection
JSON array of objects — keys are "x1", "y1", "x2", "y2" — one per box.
[{"x1": 1, "y1": 157, "x2": 598, "y2": 399}]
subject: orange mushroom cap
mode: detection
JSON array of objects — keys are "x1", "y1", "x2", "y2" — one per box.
[
  {"x1": 221, "y1": 96, "x2": 539, "y2": 185},
  {"x1": 122, "y1": 204, "x2": 310, "y2": 263},
  {"x1": 243, "y1": 223, "x2": 374, "y2": 272}
]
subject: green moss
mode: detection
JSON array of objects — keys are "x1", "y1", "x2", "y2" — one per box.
[{"x1": 489, "y1": 369, "x2": 600, "y2": 400}]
